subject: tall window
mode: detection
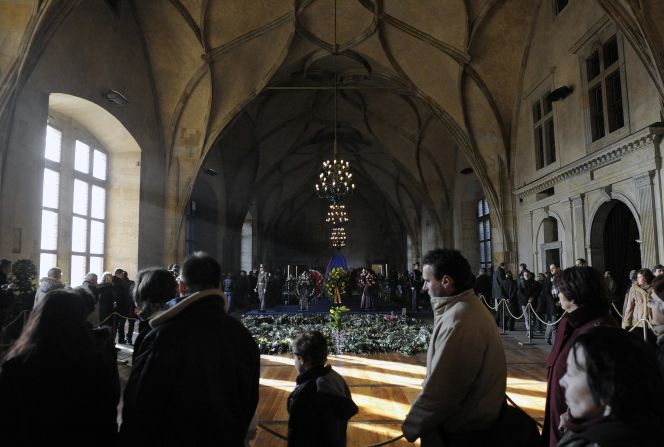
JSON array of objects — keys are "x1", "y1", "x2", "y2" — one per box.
[
  {"x1": 71, "y1": 141, "x2": 107, "y2": 283},
  {"x1": 478, "y1": 198, "x2": 492, "y2": 271},
  {"x1": 39, "y1": 123, "x2": 107, "y2": 283},
  {"x1": 39, "y1": 125, "x2": 62, "y2": 278},
  {"x1": 586, "y1": 35, "x2": 625, "y2": 142},
  {"x1": 533, "y1": 92, "x2": 556, "y2": 169}
]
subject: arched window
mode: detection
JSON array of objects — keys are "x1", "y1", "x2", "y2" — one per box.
[
  {"x1": 241, "y1": 212, "x2": 253, "y2": 272},
  {"x1": 40, "y1": 120, "x2": 108, "y2": 283},
  {"x1": 478, "y1": 198, "x2": 492, "y2": 271}
]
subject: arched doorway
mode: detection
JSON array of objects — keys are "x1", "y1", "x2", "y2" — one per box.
[
  {"x1": 241, "y1": 212, "x2": 253, "y2": 272},
  {"x1": 590, "y1": 200, "x2": 641, "y2": 296},
  {"x1": 538, "y1": 216, "x2": 562, "y2": 272}
]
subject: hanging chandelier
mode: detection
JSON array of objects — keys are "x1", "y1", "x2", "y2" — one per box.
[
  {"x1": 330, "y1": 227, "x2": 347, "y2": 248},
  {"x1": 325, "y1": 203, "x2": 349, "y2": 225},
  {"x1": 314, "y1": 0, "x2": 355, "y2": 203}
]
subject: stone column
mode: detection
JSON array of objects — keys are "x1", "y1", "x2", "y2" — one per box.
[
  {"x1": 570, "y1": 195, "x2": 586, "y2": 263},
  {"x1": 634, "y1": 172, "x2": 658, "y2": 268}
]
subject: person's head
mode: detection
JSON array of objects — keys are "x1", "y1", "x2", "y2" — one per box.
[
  {"x1": 0, "y1": 258, "x2": 11, "y2": 275},
  {"x1": 101, "y1": 272, "x2": 113, "y2": 285},
  {"x1": 47, "y1": 267, "x2": 62, "y2": 281},
  {"x1": 505, "y1": 271, "x2": 513, "y2": 280},
  {"x1": 522, "y1": 270, "x2": 531, "y2": 281},
  {"x1": 629, "y1": 269, "x2": 637, "y2": 282},
  {"x1": 84, "y1": 273, "x2": 98, "y2": 286},
  {"x1": 519, "y1": 263, "x2": 527, "y2": 272},
  {"x1": 259, "y1": 264, "x2": 266, "y2": 273},
  {"x1": 413, "y1": 262, "x2": 420, "y2": 270},
  {"x1": 537, "y1": 273, "x2": 546, "y2": 281},
  {"x1": 114, "y1": 268, "x2": 124, "y2": 278},
  {"x1": 421, "y1": 249, "x2": 474, "y2": 297},
  {"x1": 179, "y1": 252, "x2": 221, "y2": 294},
  {"x1": 560, "y1": 326, "x2": 664, "y2": 423},
  {"x1": 575, "y1": 258, "x2": 587, "y2": 267},
  {"x1": 292, "y1": 330, "x2": 328, "y2": 374},
  {"x1": 240, "y1": 270, "x2": 247, "y2": 277},
  {"x1": 604, "y1": 270, "x2": 612, "y2": 279},
  {"x1": 554, "y1": 266, "x2": 608, "y2": 313},
  {"x1": 649, "y1": 276, "x2": 664, "y2": 326},
  {"x1": 133, "y1": 268, "x2": 178, "y2": 310},
  {"x1": 549, "y1": 264, "x2": 560, "y2": 275},
  {"x1": 637, "y1": 268, "x2": 654, "y2": 287},
  {"x1": 5, "y1": 289, "x2": 95, "y2": 361},
  {"x1": 653, "y1": 264, "x2": 664, "y2": 277}
]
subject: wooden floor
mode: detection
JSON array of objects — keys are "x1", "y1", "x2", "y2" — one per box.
[{"x1": 253, "y1": 334, "x2": 548, "y2": 446}]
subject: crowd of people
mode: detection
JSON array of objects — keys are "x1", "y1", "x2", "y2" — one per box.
[{"x1": 2, "y1": 251, "x2": 664, "y2": 446}]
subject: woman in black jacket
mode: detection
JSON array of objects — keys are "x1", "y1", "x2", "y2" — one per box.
[
  {"x1": 0, "y1": 289, "x2": 119, "y2": 445},
  {"x1": 557, "y1": 326, "x2": 664, "y2": 446},
  {"x1": 98, "y1": 272, "x2": 116, "y2": 332}
]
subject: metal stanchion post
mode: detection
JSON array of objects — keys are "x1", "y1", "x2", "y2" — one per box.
[
  {"x1": 501, "y1": 300, "x2": 506, "y2": 335},
  {"x1": 528, "y1": 305, "x2": 533, "y2": 344},
  {"x1": 643, "y1": 323, "x2": 648, "y2": 343}
]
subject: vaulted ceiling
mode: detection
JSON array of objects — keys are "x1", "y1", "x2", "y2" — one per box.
[{"x1": 4, "y1": 0, "x2": 664, "y2": 256}]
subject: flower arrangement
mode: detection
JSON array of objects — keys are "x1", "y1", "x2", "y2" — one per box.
[
  {"x1": 329, "y1": 305, "x2": 350, "y2": 330},
  {"x1": 241, "y1": 313, "x2": 432, "y2": 355},
  {"x1": 358, "y1": 269, "x2": 376, "y2": 289},
  {"x1": 295, "y1": 271, "x2": 315, "y2": 297},
  {"x1": 326, "y1": 267, "x2": 349, "y2": 303}
]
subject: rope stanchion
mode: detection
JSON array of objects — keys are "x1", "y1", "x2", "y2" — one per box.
[
  {"x1": 366, "y1": 434, "x2": 405, "y2": 447},
  {"x1": 479, "y1": 294, "x2": 500, "y2": 312},
  {"x1": 257, "y1": 423, "x2": 288, "y2": 441},
  {"x1": 611, "y1": 302, "x2": 624, "y2": 319},
  {"x1": 0, "y1": 309, "x2": 29, "y2": 329},
  {"x1": 527, "y1": 303, "x2": 567, "y2": 326},
  {"x1": 627, "y1": 319, "x2": 654, "y2": 331},
  {"x1": 97, "y1": 311, "x2": 139, "y2": 327},
  {"x1": 503, "y1": 301, "x2": 526, "y2": 320}
]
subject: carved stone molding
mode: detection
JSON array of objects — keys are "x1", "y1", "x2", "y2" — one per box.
[{"x1": 514, "y1": 126, "x2": 664, "y2": 199}]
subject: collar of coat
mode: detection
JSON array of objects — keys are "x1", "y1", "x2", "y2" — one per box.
[
  {"x1": 429, "y1": 288, "x2": 476, "y2": 315},
  {"x1": 149, "y1": 289, "x2": 226, "y2": 328}
]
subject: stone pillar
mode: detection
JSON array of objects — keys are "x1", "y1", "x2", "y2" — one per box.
[
  {"x1": 570, "y1": 195, "x2": 586, "y2": 263},
  {"x1": 634, "y1": 172, "x2": 658, "y2": 268}
]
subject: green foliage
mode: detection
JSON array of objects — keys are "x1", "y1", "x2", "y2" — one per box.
[
  {"x1": 329, "y1": 305, "x2": 350, "y2": 330},
  {"x1": 241, "y1": 313, "x2": 432, "y2": 355},
  {"x1": 10, "y1": 259, "x2": 37, "y2": 295},
  {"x1": 325, "y1": 267, "x2": 349, "y2": 298}
]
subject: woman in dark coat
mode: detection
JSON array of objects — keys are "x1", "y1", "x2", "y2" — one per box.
[
  {"x1": 543, "y1": 266, "x2": 617, "y2": 446},
  {"x1": 98, "y1": 272, "x2": 116, "y2": 331},
  {"x1": 557, "y1": 326, "x2": 664, "y2": 446},
  {"x1": 0, "y1": 289, "x2": 119, "y2": 445},
  {"x1": 131, "y1": 267, "x2": 178, "y2": 360}
]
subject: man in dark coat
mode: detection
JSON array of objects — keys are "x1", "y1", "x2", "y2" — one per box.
[
  {"x1": 121, "y1": 252, "x2": 260, "y2": 446},
  {"x1": 474, "y1": 268, "x2": 492, "y2": 303},
  {"x1": 501, "y1": 271, "x2": 519, "y2": 331},
  {"x1": 492, "y1": 263, "x2": 506, "y2": 325},
  {"x1": 112, "y1": 269, "x2": 131, "y2": 344},
  {"x1": 234, "y1": 270, "x2": 250, "y2": 311}
]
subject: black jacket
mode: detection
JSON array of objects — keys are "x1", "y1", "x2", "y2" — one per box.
[
  {"x1": 492, "y1": 267, "x2": 506, "y2": 301},
  {"x1": 474, "y1": 274, "x2": 492, "y2": 301},
  {"x1": 502, "y1": 278, "x2": 518, "y2": 303},
  {"x1": 557, "y1": 418, "x2": 663, "y2": 447},
  {"x1": 0, "y1": 329, "x2": 119, "y2": 446},
  {"x1": 287, "y1": 365, "x2": 358, "y2": 447},
  {"x1": 98, "y1": 283, "x2": 115, "y2": 325},
  {"x1": 121, "y1": 290, "x2": 260, "y2": 446}
]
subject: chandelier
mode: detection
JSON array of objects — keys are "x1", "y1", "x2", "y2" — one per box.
[
  {"x1": 325, "y1": 203, "x2": 349, "y2": 225},
  {"x1": 313, "y1": 0, "x2": 355, "y2": 203},
  {"x1": 330, "y1": 227, "x2": 347, "y2": 248}
]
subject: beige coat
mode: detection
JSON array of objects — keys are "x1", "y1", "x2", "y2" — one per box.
[
  {"x1": 623, "y1": 284, "x2": 652, "y2": 329},
  {"x1": 402, "y1": 288, "x2": 507, "y2": 444}
]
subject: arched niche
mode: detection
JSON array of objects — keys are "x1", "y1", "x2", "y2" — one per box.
[
  {"x1": 241, "y1": 211, "x2": 253, "y2": 272},
  {"x1": 535, "y1": 214, "x2": 563, "y2": 273},
  {"x1": 589, "y1": 198, "x2": 641, "y2": 294},
  {"x1": 48, "y1": 93, "x2": 141, "y2": 278}
]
